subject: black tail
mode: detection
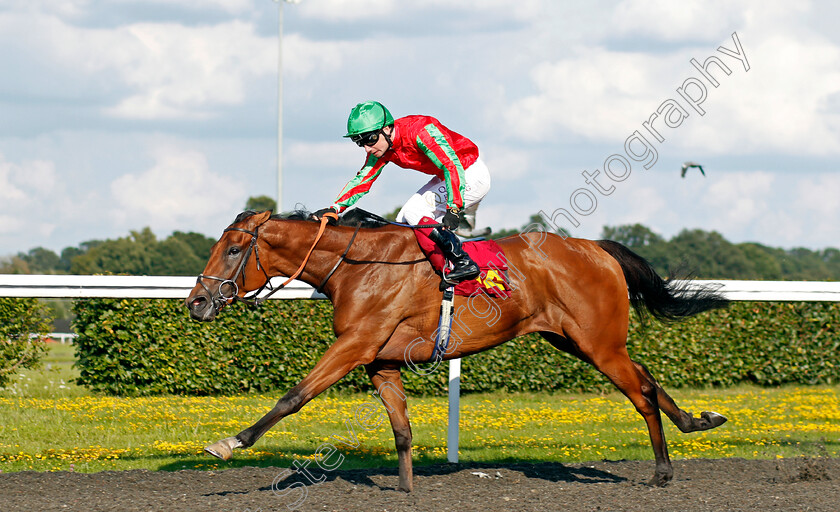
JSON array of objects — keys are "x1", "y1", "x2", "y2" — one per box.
[{"x1": 597, "y1": 240, "x2": 729, "y2": 324}]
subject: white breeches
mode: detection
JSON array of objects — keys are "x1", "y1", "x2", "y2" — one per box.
[{"x1": 396, "y1": 157, "x2": 491, "y2": 225}]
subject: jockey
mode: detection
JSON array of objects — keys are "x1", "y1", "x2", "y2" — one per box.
[{"x1": 313, "y1": 101, "x2": 491, "y2": 285}]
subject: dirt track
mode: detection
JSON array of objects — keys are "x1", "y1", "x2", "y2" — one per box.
[{"x1": 1, "y1": 457, "x2": 838, "y2": 511}]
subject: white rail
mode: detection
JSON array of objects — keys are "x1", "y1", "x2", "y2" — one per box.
[
  {"x1": 0, "y1": 274, "x2": 326, "y2": 299},
  {"x1": 1, "y1": 275, "x2": 839, "y2": 301},
  {"x1": 692, "y1": 279, "x2": 840, "y2": 301}
]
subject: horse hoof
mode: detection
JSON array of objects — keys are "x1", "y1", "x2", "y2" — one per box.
[
  {"x1": 647, "y1": 471, "x2": 672, "y2": 487},
  {"x1": 700, "y1": 411, "x2": 727, "y2": 429},
  {"x1": 205, "y1": 436, "x2": 242, "y2": 461},
  {"x1": 647, "y1": 475, "x2": 670, "y2": 487}
]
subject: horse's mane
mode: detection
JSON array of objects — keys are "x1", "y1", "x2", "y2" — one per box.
[{"x1": 232, "y1": 208, "x2": 393, "y2": 229}]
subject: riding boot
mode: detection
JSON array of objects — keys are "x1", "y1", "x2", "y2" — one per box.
[{"x1": 428, "y1": 228, "x2": 480, "y2": 284}]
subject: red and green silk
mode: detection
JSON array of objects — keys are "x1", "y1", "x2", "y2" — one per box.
[{"x1": 331, "y1": 115, "x2": 479, "y2": 213}]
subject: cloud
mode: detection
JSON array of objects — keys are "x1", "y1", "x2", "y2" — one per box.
[
  {"x1": 794, "y1": 174, "x2": 840, "y2": 217},
  {"x1": 480, "y1": 147, "x2": 532, "y2": 181},
  {"x1": 504, "y1": 3, "x2": 840, "y2": 157},
  {"x1": 695, "y1": 32, "x2": 840, "y2": 156},
  {"x1": 127, "y1": 0, "x2": 254, "y2": 15},
  {"x1": 281, "y1": 33, "x2": 345, "y2": 80},
  {"x1": 297, "y1": 0, "x2": 396, "y2": 21},
  {"x1": 789, "y1": 173, "x2": 840, "y2": 245},
  {"x1": 100, "y1": 21, "x2": 276, "y2": 119},
  {"x1": 699, "y1": 171, "x2": 774, "y2": 231},
  {"x1": 608, "y1": 0, "x2": 752, "y2": 43},
  {"x1": 286, "y1": 140, "x2": 357, "y2": 168},
  {"x1": 503, "y1": 47, "x2": 682, "y2": 142},
  {"x1": 0, "y1": 11, "x2": 341, "y2": 121},
  {"x1": 110, "y1": 144, "x2": 245, "y2": 231},
  {"x1": 0, "y1": 153, "x2": 59, "y2": 241},
  {"x1": 0, "y1": 153, "x2": 57, "y2": 204},
  {"x1": 0, "y1": 167, "x2": 26, "y2": 204},
  {"x1": 2, "y1": 0, "x2": 254, "y2": 19}
]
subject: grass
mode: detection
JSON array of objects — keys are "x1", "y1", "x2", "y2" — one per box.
[{"x1": 1, "y1": 343, "x2": 838, "y2": 473}]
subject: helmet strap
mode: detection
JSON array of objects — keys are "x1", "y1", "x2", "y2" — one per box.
[{"x1": 381, "y1": 125, "x2": 394, "y2": 152}]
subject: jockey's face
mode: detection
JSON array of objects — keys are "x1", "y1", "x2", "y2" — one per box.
[{"x1": 363, "y1": 125, "x2": 393, "y2": 158}]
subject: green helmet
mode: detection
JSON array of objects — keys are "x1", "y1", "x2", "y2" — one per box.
[{"x1": 344, "y1": 101, "x2": 394, "y2": 137}]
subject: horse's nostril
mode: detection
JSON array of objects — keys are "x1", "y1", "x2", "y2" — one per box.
[{"x1": 190, "y1": 297, "x2": 206, "y2": 310}]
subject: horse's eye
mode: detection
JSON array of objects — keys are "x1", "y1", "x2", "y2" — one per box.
[{"x1": 228, "y1": 246, "x2": 241, "y2": 257}]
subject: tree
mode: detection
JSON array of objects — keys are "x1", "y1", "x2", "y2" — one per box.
[
  {"x1": 783, "y1": 247, "x2": 830, "y2": 280},
  {"x1": 68, "y1": 228, "x2": 216, "y2": 276},
  {"x1": 60, "y1": 247, "x2": 85, "y2": 272},
  {"x1": 71, "y1": 228, "x2": 158, "y2": 275},
  {"x1": 19, "y1": 247, "x2": 62, "y2": 273},
  {"x1": 823, "y1": 248, "x2": 840, "y2": 280},
  {"x1": 245, "y1": 195, "x2": 277, "y2": 213},
  {"x1": 601, "y1": 224, "x2": 665, "y2": 248},
  {"x1": 0, "y1": 256, "x2": 31, "y2": 274},
  {"x1": 667, "y1": 229, "x2": 754, "y2": 279},
  {"x1": 738, "y1": 243, "x2": 784, "y2": 280},
  {"x1": 491, "y1": 214, "x2": 553, "y2": 239},
  {"x1": 152, "y1": 237, "x2": 204, "y2": 275},
  {"x1": 600, "y1": 224, "x2": 671, "y2": 274},
  {"x1": 169, "y1": 231, "x2": 216, "y2": 261}
]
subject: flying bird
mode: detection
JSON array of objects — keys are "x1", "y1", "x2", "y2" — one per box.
[{"x1": 681, "y1": 162, "x2": 706, "y2": 178}]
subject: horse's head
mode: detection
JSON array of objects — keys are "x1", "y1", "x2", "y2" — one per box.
[{"x1": 186, "y1": 210, "x2": 273, "y2": 321}]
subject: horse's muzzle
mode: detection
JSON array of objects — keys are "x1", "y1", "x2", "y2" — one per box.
[{"x1": 186, "y1": 294, "x2": 219, "y2": 322}]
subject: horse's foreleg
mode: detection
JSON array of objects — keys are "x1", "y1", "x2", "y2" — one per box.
[
  {"x1": 205, "y1": 336, "x2": 379, "y2": 460},
  {"x1": 365, "y1": 364, "x2": 414, "y2": 492},
  {"x1": 632, "y1": 361, "x2": 728, "y2": 433}
]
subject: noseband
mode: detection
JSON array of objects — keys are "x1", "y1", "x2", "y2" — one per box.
[{"x1": 195, "y1": 212, "x2": 339, "y2": 310}]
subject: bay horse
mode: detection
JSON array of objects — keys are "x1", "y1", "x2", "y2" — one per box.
[{"x1": 186, "y1": 208, "x2": 729, "y2": 490}]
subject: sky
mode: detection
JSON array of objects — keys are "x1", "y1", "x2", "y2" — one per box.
[{"x1": 1, "y1": 0, "x2": 839, "y2": 257}]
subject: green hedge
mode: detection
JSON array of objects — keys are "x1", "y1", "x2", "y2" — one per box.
[
  {"x1": 72, "y1": 299, "x2": 840, "y2": 396},
  {"x1": 0, "y1": 297, "x2": 51, "y2": 387}
]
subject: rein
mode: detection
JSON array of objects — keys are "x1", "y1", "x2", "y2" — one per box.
[
  {"x1": 316, "y1": 222, "x2": 362, "y2": 293},
  {"x1": 198, "y1": 211, "x2": 443, "y2": 310},
  {"x1": 197, "y1": 211, "x2": 339, "y2": 308}
]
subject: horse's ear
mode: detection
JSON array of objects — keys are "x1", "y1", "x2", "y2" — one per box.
[{"x1": 252, "y1": 210, "x2": 272, "y2": 227}]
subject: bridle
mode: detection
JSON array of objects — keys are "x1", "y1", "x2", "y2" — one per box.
[
  {"x1": 195, "y1": 212, "x2": 340, "y2": 310},
  {"x1": 195, "y1": 224, "x2": 270, "y2": 309}
]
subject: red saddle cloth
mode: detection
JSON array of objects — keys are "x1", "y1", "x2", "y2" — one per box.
[
  {"x1": 452, "y1": 240, "x2": 511, "y2": 298},
  {"x1": 420, "y1": 237, "x2": 511, "y2": 298},
  {"x1": 412, "y1": 217, "x2": 511, "y2": 298}
]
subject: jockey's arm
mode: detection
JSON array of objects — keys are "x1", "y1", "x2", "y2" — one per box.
[
  {"x1": 330, "y1": 155, "x2": 387, "y2": 213},
  {"x1": 415, "y1": 123, "x2": 467, "y2": 211}
]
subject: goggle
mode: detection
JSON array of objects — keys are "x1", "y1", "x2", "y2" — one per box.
[{"x1": 350, "y1": 130, "x2": 381, "y2": 147}]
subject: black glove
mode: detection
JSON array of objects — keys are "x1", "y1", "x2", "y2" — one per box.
[
  {"x1": 312, "y1": 207, "x2": 338, "y2": 223},
  {"x1": 442, "y1": 209, "x2": 461, "y2": 230}
]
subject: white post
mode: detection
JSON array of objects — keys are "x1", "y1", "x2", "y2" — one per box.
[
  {"x1": 447, "y1": 358, "x2": 461, "y2": 463},
  {"x1": 274, "y1": 0, "x2": 285, "y2": 212},
  {"x1": 273, "y1": 0, "x2": 302, "y2": 212}
]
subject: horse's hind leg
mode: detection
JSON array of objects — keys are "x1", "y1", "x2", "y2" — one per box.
[
  {"x1": 542, "y1": 331, "x2": 674, "y2": 486},
  {"x1": 596, "y1": 352, "x2": 674, "y2": 486},
  {"x1": 633, "y1": 361, "x2": 727, "y2": 433},
  {"x1": 365, "y1": 363, "x2": 414, "y2": 492}
]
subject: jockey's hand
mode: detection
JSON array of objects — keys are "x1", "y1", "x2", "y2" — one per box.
[
  {"x1": 442, "y1": 209, "x2": 461, "y2": 231},
  {"x1": 312, "y1": 207, "x2": 338, "y2": 223}
]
